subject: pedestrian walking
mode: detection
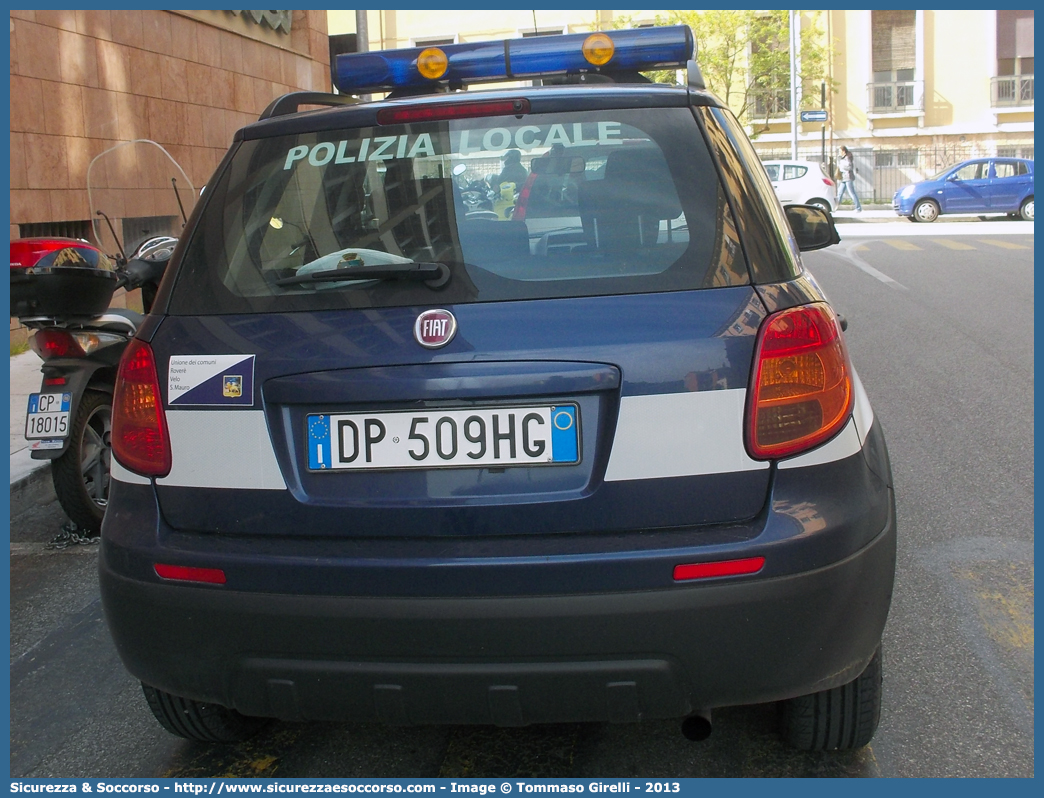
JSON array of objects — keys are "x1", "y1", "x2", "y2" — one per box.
[{"x1": 836, "y1": 145, "x2": 862, "y2": 211}]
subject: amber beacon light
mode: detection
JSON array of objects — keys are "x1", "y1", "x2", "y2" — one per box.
[
  {"x1": 416, "y1": 47, "x2": 449, "y2": 80},
  {"x1": 582, "y1": 33, "x2": 615, "y2": 66}
]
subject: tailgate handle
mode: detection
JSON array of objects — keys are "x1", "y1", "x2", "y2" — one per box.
[{"x1": 264, "y1": 362, "x2": 621, "y2": 404}]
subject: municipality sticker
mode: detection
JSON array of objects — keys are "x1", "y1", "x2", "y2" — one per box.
[{"x1": 168, "y1": 355, "x2": 255, "y2": 406}]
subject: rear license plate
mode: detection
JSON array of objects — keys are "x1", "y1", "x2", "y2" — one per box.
[
  {"x1": 306, "y1": 405, "x2": 580, "y2": 471},
  {"x1": 25, "y1": 392, "x2": 71, "y2": 440}
]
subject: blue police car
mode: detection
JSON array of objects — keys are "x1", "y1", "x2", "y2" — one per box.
[{"x1": 100, "y1": 26, "x2": 896, "y2": 750}]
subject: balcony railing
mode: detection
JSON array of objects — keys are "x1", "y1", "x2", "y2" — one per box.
[
  {"x1": 992, "y1": 75, "x2": 1034, "y2": 107},
  {"x1": 866, "y1": 80, "x2": 924, "y2": 114},
  {"x1": 750, "y1": 88, "x2": 791, "y2": 119}
]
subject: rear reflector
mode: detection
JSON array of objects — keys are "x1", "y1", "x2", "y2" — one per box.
[
  {"x1": 112, "y1": 339, "x2": 172, "y2": 477},
  {"x1": 674, "y1": 557, "x2": 765, "y2": 581},
  {"x1": 746, "y1": 303, "x2": 852, "y2": 460},
  {"x1": 154, "y1": 564, "x2": 227, "y2": 584}
]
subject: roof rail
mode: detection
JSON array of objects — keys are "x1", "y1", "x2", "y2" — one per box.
[{"x1": 258, "y1": 92, "x2": 358, "y2": 121}]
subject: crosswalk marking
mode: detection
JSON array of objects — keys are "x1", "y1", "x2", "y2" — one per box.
[
  {"x1": 882, "y1": 239, "x2": 923, "y2": 251},
  {"x1": 977, "y1": 239, "x2": 1030, "y2": 250},
  {"x1": 932, "y1": 239, "x2": 976, "y2": 250}
]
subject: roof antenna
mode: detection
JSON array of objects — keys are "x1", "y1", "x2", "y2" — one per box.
[{"x1": 532, "y1": 10, "x2": 538, "y2": 33}]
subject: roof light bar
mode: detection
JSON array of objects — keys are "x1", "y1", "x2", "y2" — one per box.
[{"x1": 334, "y1": 25, "x2": 694, "y2": 96}]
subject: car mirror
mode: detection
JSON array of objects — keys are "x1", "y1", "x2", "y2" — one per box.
[{"x1": 783, "y1": 204, "x2": 840, "y2": 252}]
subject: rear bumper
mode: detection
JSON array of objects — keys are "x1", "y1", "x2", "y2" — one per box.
[{"x1": 100, "y1": 485, "x2": 896, "y2": 725}]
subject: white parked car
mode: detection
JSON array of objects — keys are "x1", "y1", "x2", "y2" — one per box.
[{"x1": 762, "y1": 160, "x2": 837, "y2": 213}]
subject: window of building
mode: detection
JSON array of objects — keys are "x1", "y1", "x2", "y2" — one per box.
[
  {"x1": 997, "y1": 10, "x2": 1034, "y2": 76},
  {"x1": 995, "y1": 11, "x2": 1034, "y2": 106},
  {"x1": 871, "y1": 10, "x2": 917, "y2": 111},
  {"x1": 122, "y1": 216, "x2": 178, "y2": 248},
  {"x1": 897, "y1": 150, "x2": 918, "y2": 167},
  {"x1": 997, "y1": 148, "x2": 1033, "y2": 163},
  {"x1": 875, "y1": 151, "x2": 895, "y2": 167},
  {"x1": 520, "y1": 28, "x2": 564, "y2": 37},
  {"x1": 872, "y1": 10, "x2": 916, "y2": 83},
  {"x1": 412, "y1": 36, "x2": 458, "y2": 47},
  {"x1": 18, "y1": 220, "x2": 93, "y2": 243}
]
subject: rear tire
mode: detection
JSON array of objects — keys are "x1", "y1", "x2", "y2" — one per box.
[
  {"x1": 779, "y1": 646, "x2": 883, "y2": 750},
  {"x1": 142, "y1": 684, "x2": 267, "y2": 743},
  {"x1": 1019, "y1": 197, "x2": 1033, "y2": 221},
  {"x1": 808, "y1": 198, "x2": 831, "y2": 213},
  {"x1": 51, "y1": 390, "x2": 111, "y2": 532},
  {"x1": 911, "y1": 199, "x2": 939, "y2": 223}
]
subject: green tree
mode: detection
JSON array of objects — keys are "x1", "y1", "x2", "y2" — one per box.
[{"x1": 610, "y1": 11, "x2": 831, "y2": 133}]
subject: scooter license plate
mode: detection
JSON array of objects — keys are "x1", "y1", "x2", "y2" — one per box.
[{"x1": 25, "y1": 392, "x2": 71, "y2": 440}]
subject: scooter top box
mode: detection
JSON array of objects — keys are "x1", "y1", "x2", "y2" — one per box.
[{"x1": 10, "y1": 237, "x2": 118, "y2": 319}]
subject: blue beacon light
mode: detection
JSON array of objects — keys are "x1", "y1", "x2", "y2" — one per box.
[{"x1": 333, "y1": 25, "x2": 695, "y2": 95}]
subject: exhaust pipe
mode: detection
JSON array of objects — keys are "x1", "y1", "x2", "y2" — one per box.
[{"x1": 681, "y1": 709, "x2": 712, "y2": 741}]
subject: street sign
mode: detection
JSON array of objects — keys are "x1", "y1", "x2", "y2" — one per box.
[{"x1": 800, "y1": 110, "x2": 828, "y2": 123}]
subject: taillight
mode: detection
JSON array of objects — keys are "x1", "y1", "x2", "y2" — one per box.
[
  {"x1": 32, "y1": 329, "x2": 125, "y2": 359},
  {"x1": 822, "y1": 178, "x2": 835, "y2": 187},
  {"x1": 112, "y1": 339, "x2": 171, "y2": 476},
  {"x1": 746, "y1": 303, "x2": 852, "y2": 460},
  {"x1": 31, "y1": 329, "x2": 86, "y2": 359}
]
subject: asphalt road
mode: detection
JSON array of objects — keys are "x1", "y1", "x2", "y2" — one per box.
[{"x1": 9, "y1": 227, "x2": 1034, "y2": 778}]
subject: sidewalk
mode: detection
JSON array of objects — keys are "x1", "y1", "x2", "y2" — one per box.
[
  {"x1": 831, "y1": 209, "x2": 896, "y2": 222},
  {"x1": 10, "y1": 349, "x2": 48, "y2": 486}
]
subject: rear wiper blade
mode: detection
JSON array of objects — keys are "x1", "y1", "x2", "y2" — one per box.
[{"x1": 274, "y1": 261, "x2": 450, "y2": 289}]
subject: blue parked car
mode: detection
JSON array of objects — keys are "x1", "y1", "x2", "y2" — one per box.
[
  {"x1": 99, "y1": 26, "x2": 896, "y2": 751},
  {"x1": 893, "y1": 157, "x2": 1034, "y2": 222}
]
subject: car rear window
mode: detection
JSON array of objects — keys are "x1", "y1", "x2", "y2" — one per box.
[{"x1": 169, "y1": 107, "x2": 748, "y2": 315}]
